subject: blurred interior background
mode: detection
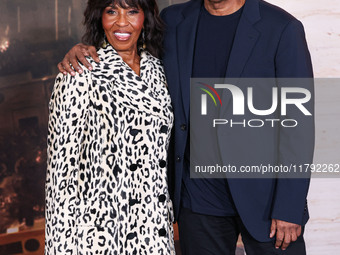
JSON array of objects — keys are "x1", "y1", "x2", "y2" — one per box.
[{"x1": 0, "y1": 1, "x2": 87, "y2": 254}]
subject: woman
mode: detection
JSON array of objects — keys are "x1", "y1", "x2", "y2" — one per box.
[{"x1": 45, "y1": 0, "x2": 175, "y2": 254}]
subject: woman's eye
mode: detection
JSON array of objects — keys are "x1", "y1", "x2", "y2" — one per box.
[
  {"x1": 106, "y1": 9, "x2": 116, "y2": 15},
  {"x1": 128, "y1": 9, "x2": 139, "y2": 14}
]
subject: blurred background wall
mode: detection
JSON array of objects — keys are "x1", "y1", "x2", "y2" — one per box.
[{"x1": 0, "y1": 0, "x2": 339, "y2": 254}]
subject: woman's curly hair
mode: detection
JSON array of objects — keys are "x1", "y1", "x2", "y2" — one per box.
[{"x1": 82, "y1": 0, "x2": 164, "y2": 58}]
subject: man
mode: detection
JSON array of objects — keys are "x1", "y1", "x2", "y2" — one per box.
[{"x1": 58, "y1": 0, "x2": 314, "y2": 254}]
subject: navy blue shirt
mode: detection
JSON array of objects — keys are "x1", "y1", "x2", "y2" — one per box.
[{"x1": 181, "y1": 5, "x2": 244, "y2": 216}]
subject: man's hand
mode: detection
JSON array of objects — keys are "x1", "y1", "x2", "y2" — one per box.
[
  {"x1": 57, "y1": 43, "x2": 99, "y2": 76},
  {"x1": 270, "y1": 219, "x2": 302, "y2": 251}
]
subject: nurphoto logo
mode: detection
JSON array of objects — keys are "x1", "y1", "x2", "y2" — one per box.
[{"x1": 197, "y1": 80, "x2": 313, "y2": 128}]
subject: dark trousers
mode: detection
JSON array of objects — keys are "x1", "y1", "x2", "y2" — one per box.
[{"x1": 178, "y1": 207, "x2": 306, "y2": 255}]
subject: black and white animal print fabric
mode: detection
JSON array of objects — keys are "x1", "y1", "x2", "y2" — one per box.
[{"x1": 45, "y1": 45, "x2": 175, "y2": 255}]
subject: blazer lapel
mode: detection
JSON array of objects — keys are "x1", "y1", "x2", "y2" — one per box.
[
  {"x1": 226, "y1": 0, "x2": 261, "y2": 78},
  {"x1": 176, "y1": 0, "x2": 201, "y2": 121},
  {"x1": 219, "y1": 0, "x2": 261, "y2": 119}
]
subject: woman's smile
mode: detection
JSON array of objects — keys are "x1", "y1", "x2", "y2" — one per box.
[{"x1": 113, "y1": 30, "x2": 132, "y2": 41}]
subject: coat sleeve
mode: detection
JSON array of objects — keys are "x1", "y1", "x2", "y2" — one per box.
[
  {"x1": 271, "y1": 19, "x2": 315, "y2": 225},
  {"x1": 45, "y1": 71, "x2": 90, "y2": 254}
]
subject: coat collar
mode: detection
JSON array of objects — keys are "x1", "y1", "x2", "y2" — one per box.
[
  {"x1": 96, "y1": 44, "x2": 151, "y2": 77},
  {"x1": 90, "y1": 44, "x2": 173, "y2": 122}
]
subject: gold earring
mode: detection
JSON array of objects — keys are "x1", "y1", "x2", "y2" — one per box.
[
  {"x1": 142, "y1": 30, "x2": 146, "y2": 49},
  {"x1": 102, "y1": 34, "x2": 108, "y2": 48}
]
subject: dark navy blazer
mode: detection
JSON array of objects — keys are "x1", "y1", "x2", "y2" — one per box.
[{"x1": 161, "y1": 0, "x2": 314, "y2": 242}]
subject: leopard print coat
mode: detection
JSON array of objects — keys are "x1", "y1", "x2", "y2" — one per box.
[{"x1": 45, "y1": 45, "x2": 175, "y2": 255}]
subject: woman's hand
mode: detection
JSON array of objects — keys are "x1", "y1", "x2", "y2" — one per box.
[{"x1": 57, "y1": 43, "x2": 99, "y2": 76}]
